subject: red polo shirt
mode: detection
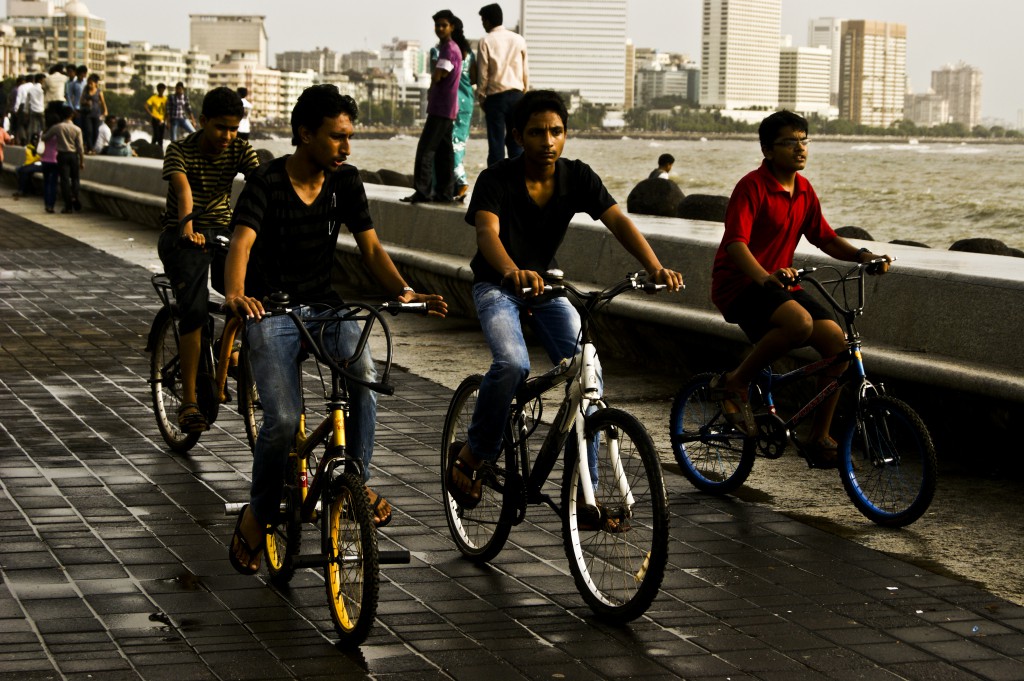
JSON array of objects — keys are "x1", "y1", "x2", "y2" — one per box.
[{"x1": 711, "y1": 161, "x2": 837, "y2": 315}]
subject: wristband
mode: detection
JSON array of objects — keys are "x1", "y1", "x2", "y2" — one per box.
[
  {"x1": 856, "y1": 247, "x2": 871, "y2": 261},
  {"x1": 399, "y1": 286, "x2": 414, "y2": 296}
]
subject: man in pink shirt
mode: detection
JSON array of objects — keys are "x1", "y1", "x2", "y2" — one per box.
[
  {"x1": 710, "y1": 110, "x2": 890, "y2": 468},
  {"x1": 477, "y1": 3, "x2": 528, "y2": 166}
]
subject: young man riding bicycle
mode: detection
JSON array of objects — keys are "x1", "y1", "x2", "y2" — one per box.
[
  {"x1": 223, "y1": 85, "x2": 446, "y2": 575},
  {"x1": 446, "y1": 89, "x2": 683, "y2": 508},
  {"x1": 157, "y1": 87, "x2": 259, "y2": 435},
  {"x1": 710, "y1": 110, "x2": 891, "y2": 468}
]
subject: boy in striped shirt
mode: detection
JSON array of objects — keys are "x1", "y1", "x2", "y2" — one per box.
[{"x1": 157, "y1": 87, "x2": 259, "y2": 434}]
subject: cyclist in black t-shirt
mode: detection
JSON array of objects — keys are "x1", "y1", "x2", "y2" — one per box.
[
  {"x1": 447, "y1": 90, "x2": 683, "y2": 509},
  {"x1": 223, "y1": 85, "x2": 447, "y2": 575}
]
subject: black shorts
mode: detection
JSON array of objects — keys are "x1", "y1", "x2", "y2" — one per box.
[{"x1": 724, "y1": 284, "x2": 833, "y2": 343}]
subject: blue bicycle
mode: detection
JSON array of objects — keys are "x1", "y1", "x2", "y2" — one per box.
[{"x1": 669, "y1": 260, "x2": 937, "y2": 527}]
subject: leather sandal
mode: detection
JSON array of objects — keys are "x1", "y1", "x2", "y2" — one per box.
[
  {"x1": 177, "y1": 402, "x2": 209, "y2": 433},
  {"x1": 446, "y1": 441, "x2": 482, "y2": 510}
]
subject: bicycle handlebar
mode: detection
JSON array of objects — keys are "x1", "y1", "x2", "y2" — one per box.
[
  {"x1": 261, "y1": 294, "x2": 430, "y2": 396},
  {"x1": 519, "y1": 270, "x2": 672, "y2": 310},
  {"x1": 789, "y1": 257, "x2": 896, "y2": 320}
]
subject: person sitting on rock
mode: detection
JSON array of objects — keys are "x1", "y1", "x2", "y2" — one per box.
[{"x1": 648, "y1": 153, "x2": 674, "y2": 180}]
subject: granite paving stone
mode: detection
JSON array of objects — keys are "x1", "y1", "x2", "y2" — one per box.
[{"x1": 2, "y1": 208, "x2": 1024, "y2": 679}]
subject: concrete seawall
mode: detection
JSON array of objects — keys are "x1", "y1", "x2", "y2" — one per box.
[{"x1": 5, "y1": 149, "x2": 1022, "y2": 414}]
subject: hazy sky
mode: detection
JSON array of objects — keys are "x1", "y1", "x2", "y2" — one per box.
[{"x1": 72, "y1": 0, "x2": 1021, "y2": 122}]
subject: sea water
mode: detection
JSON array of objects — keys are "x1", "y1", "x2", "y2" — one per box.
[{"x1": 258, "y1": 135, "x2": 1024, "y2": 251}]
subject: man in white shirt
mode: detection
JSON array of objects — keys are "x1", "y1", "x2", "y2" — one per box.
[
  {"x1": 25, "y1": 74, "x2": 46, "y2": 145},
  {"x1": 93, "y1": 115, "x2": 113, "y2": 154},
  {"x1": 477, "y1": 3, "x2": 528, "y2": 166},
  {"x1": 236, "y1": 87, "x2": 253, "y2": 141}
]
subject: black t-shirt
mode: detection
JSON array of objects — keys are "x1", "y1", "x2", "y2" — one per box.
[
  {"x1": 465, "y1": 156, "x2": 616, "y2": 285},
  {"x1": 231, "y1": 156, "x2": 374, "y2": 304}
]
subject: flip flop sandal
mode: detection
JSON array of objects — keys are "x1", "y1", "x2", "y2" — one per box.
[
  {"x1": 177, "y1": 402, "x2": 209, "y2": 433},
  {"x1": 369, "y1": 493, "x2": 393, "y2": 528},
  {"x1": 228, "y1": 504, "x2": 265, "y2": 575},
  {"x1": 709, "y1": 374, "x2": 756, "y2": 437},
  {"x1": 446, "y1": 441, "x2": 482, "y2": 510}
]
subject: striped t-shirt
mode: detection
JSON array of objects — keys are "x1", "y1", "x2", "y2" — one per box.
[
  {"x1": 161, "y1": 131, "x2": 259, "y2": 232},
  {"x1": 230, "y1": 156, "x2": 374, "y2": 305}
]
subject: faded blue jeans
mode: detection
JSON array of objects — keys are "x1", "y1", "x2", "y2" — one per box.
[
  {"x1": 245, "y1": 307, "x2": 378, "y2": 527},
  {"x1": 468, "y1": 282, "x2": 602, "y2": 472}
]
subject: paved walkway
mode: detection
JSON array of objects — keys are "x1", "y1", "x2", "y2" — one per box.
[{"x1": 2, "y1": 209, "x2": 1024, "y2": 680}]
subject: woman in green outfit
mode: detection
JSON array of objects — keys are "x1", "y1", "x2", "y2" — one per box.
[{"x1": 432, "y1": 18, "x2": 474, "y2": 200}]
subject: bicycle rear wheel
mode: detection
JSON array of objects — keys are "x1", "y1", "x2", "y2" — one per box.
[
  {"x1": 839, "y1": 394, "x2": 937, "y2": 527},
  {"x1": 440, "y1": 374, "x2": 513, "y2": 563},
  {"x1": 669, "y1": 372, "x2": 754, "y2": 494},
  {"x1": 323, "y1": 472, "x2": 379, "y2": 647},
  {"x1": 236, "y1": 344, "x2": 263, "y2": 451},
  {"x1": 265, "y1": 453, "x2": 302, "y2": 586},
  {"x1": 562, "y1": 408, "x2": 669, "y2": 622},
  {"x1": 150, "y1": 310, "x2": 200, "y2": 453}
]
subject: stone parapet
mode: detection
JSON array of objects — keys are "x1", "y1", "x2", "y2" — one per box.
[{"x1": 6, "y1": 149, "x2": 1021, "y2": 403}]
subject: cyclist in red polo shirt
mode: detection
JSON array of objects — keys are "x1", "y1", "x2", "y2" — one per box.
[{"x1": 710, "y1": 110, "x2": 891, "y2": 468}]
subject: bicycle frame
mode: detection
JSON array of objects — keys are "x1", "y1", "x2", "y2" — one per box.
[
  {"x1": 501, "y1": 274, "x2": 655, "y2": 519},
  {"x1": 754, "y1": 262, "x2": 887, "y2": 439},
  {"x1": 148, "y1": 273, "x2": 242, "y2": 406}
]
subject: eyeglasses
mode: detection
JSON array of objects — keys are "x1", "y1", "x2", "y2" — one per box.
[{"x1": 774, "y1": 137, "x2": 811, "y2": 149}]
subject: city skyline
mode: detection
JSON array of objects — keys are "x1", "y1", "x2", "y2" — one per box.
[{"x1": 42, "y1": 0, "x2": 1023, "y2": 123}]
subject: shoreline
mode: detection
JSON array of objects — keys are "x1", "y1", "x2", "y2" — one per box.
[{"x1": 250, "y1": 125, "x2": 1024, "y2": 145}]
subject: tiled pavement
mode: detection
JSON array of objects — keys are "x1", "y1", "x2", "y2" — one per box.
[{"x1": 1, "y1": 209, "x2": 1024, "y2": 681}]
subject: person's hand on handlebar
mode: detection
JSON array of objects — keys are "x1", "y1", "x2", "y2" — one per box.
[
  {"x1": 397, "y1": 288, "x2": 448, "y2": 318},
  {"x1": 503, "y1": 268, "x2": 546, "y2": 298},
  {"x1": 649, "y1": 267, "x2": 684, "y2": 291},
  {"x1": 179, "y1": 221, "x2": 206, "y2": 248},
  {"x1": 858, "y1": 249, "x2": 892, "y2": 275},
  {"x1": 762, "y1": 267, "x2": 800, "y2": 289},
  {"x1": 224, "y1": 294, "x2": 265, "y2": 321}
]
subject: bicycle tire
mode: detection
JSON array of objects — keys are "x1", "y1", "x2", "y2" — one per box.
[
  {"x1": 323, "y1": 472, "x2": 379, "y2": 647},
  {"x1": 562, "y1": 408, "x2": 669, "y2": 622},
  {"x1": 839, "y1": 394, "x2": 937, "y2": 527},
  {"x1": 440, "y1": 374, "x2": 513, "y2": 564},
  {"x1": 265, "y1": 454, "x2": 302, "y2": 585},
  {"x1": 236, "y1": 344, "x2": 263, "y2": 451},
  {"x1": 149, "y1": 309, "x2": 200, "y2": 453},
  {"x1": 669, "y1": 372, "x2": 755, "y2": 494}
]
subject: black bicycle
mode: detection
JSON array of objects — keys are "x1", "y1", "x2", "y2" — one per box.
[
  {"x1": 147, "y1": 218, "x2": 261, "y2": 452},
  {"x1": 669, "y1": 260, "x2": 937, "y2": 527},
  {"x1": 225, "y1": 294, "x2": 426, "y2": 646},
  {"x1": 441, "y1": 271, "x2": 670, "y2": 622}
]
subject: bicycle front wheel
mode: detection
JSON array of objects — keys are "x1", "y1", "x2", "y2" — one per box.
[
  {"x1": 236, "y1": 344, "x2": 263, "y2": 451},
  {"x1": 440, "y1": 375, "x2": 513, "y2": 563},
  {"x1": 669, "y1": 372, "x2": 754, "y2": 494},
  {"x1": 150, "y1": 310, "x2": 200, "y2": 453},
  {"x1": 322, "y1": 472, "x2": 379, "y2": 647},
  {"x1": 839, "y1": 395, "x2": 937, "y2": 527},
  {"x1": 562, "y1": 408, "x2": 669, "y2": 622}
]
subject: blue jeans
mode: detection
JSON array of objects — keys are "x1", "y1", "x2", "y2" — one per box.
[
  {"x1": 482, "y1": 90, "x2": 523, "y2": 167},
  {"x1": 170, "y1": 117, "x2": 195, "y2": 141},
  {"x1": 245, "y1": 307, "x2": 378, "y2": 526},
  {"x1": 468, "y1": 282, "x2": 602, "y2": 466}
]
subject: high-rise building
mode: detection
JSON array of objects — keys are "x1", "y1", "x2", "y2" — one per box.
[
  {"x1": 5, "y1": 0, "x2": 106, "y2": 74},
  {"x1": 904, "y1": 92, "x2": 949, "y2": 128},
  {"x1": 521, "y1": 0, "x2": 628, "y2": 107},
  {"x1": 700, "y1": 0, "x2": 781, "y2": 111},
  {"x1": 778, "y1": 45, "x2": 831, "y2": 116},
  {"x1": 104, "y1": 41, "x2": 210, "y2": 95},
  {"x1": 276, "y1": 48, "x2": 342, "y2": 75},
  {"x1": 624, "y1": 40, "x2": 635, "y2": 110},
  {"x1": 932, "y1": 62, "x2": 982, "y2": 129},
  {"x1": 189, "y1": 14, "x2": 268, "y2": 67},
  {"x1": 838, "y1": 20, "x2": 906, "y2": 127},
  {"x1": 807, "y1": 17, "x2": 843, "y2": 106}
]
